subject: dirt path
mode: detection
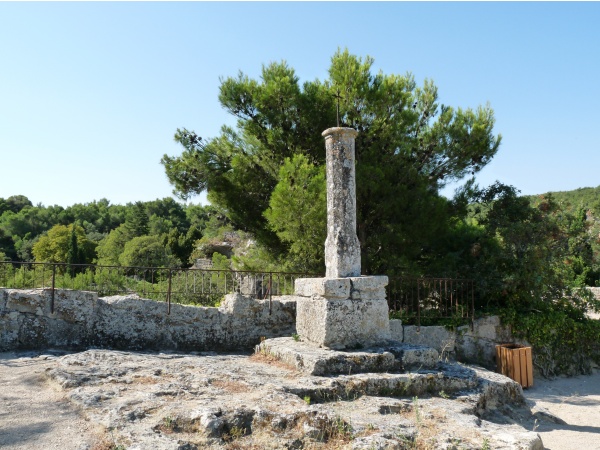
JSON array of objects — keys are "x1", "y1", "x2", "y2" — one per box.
[
  {"x1": 0, "y1": 351, "x2": 100, "y2": 450},
  {"x1": 523, "y1": 368, "x2": 600, "y2": 450}
]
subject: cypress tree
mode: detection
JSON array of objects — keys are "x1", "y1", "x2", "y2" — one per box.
[{"x1": 66, "y1": 224, "x2": 79, "y2": 274}]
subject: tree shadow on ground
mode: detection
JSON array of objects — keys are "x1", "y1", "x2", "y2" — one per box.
[{"x1": 0, "y1": 422, "x2": 53, "y2": 447}]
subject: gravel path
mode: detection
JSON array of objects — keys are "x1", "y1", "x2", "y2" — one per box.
[
  {"x1": 0, "y1": 351, "x2": 101, "y2": 450},
  {"x1": 523, "y1": 368, "x2": 600, "y2": 450}
]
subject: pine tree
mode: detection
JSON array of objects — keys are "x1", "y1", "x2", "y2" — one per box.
[
  {"x1": 124, "y1": 202, "x2": 149, "y2": 237},
  {"x1": 162, "y1": 50, "x2": 501, "y2": 275}
]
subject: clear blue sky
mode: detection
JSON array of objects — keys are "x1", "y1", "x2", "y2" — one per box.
[{"x1": 1, "y1": 2, "x2": 599, "y2": 208}]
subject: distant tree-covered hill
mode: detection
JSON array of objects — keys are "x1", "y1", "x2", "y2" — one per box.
[
  {"x1": 525, "y1": 186, "x2": 600, "y2": 217},
  {"x1": 0, "y1": 195, "x2": 232, "y2": 268}
]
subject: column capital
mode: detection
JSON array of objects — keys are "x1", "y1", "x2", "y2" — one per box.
[{"x1": 322, "y1": 127, "x2": 359, "y2": 139}]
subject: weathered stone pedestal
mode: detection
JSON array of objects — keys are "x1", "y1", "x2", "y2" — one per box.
[
  {"x1": 256, "y1": 126, "x2": 440, "y2": 377},
  {"x1": 295, "y1": 276, "x2": 391, "y2": 350},
  {"x1": 256, "y1": 274, "x2": 439, "y2": 375}
]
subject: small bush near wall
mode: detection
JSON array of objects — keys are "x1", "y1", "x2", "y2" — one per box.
[{"x1": 502, "y1": 304, "x2": 600, "y2": 377}]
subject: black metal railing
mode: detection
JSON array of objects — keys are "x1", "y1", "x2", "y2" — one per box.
[
  {"x1": 387, "y1": 277, "x2": 475, "y2": 328},
  {"x1": 0, "y1": 261, "x2": 475, "y2": 326},
  {"x1": 0, "y1": 261, "x2": 315, "y2": 315}
]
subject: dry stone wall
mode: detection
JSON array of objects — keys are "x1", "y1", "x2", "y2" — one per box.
[
  {"x1": 0, "y1": 289, "x2": 295, "y2": 352},
  {"x1": 391, "y1": 316, "x2": 517, "y2": 369},
  {"x1": 1, "y1": 287, "x2": 521, "y2": 369}
]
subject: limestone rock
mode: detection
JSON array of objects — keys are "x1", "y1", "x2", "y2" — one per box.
[
  {"x1": 403, "y1": 325, "x2": 456, "y2": 358},
  {"x1": 295, "y1": 276, "x2": 390, "y2": 349},
  {"x1": 0, "y1": 289, "x2": 296, "y2": 352},
  {"x1": 294, "y1": 277, "x2": 350, "y2": 299},
  {"x1": 36, "y1": 349, "x2": 546, "y2": 450},
  {"x1": 322, "y1": 127, "x2": 361, "y2": 278}
]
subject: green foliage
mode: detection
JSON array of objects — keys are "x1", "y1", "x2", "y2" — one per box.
[
  {"x1": 32, "y1": 224, "x2": 96, "y2": 265},
  {"x1": 482, "y1": 437, "x2": 491, "y2": 450},
  {"x1": 523, "y1": 186, "x2": 600, "y2": 286},
  {"x1": 186, "y1": 204, "x2": 229, "y2": 232},
  {"x1": 230, "y1": 240, "x2": 285, "y2": 273},
  {"x1": 0, "y1": 204, "x2": 67, "y2": 261},
  {"x1": 264, "y1": 154, "x2": 326, "y2": 273},
  {"x1": 124, "y1": 201, "x2": 150, "y2": 237},
  {"x1": 526, "y1": 185, "x2": 600, "y2": 217},
  {"x1": 66, "y1": 222, "x2": 85, "y2": 270},
  {"x1": 162, "y1": 49, "x2": 501, "y2": 275},
  {"x1": 502, "y1": 300, "x2": 600, "y2": 377},
  {"x1": 0, "y1": 196, "x2": 248, "y2": 306},
  {"x1": 23, "y1": 200, "x2": 216, "y2": 268},
  {"x1": 62, "y1": 199, "x2": 128, "y2": 235},
  {"x1": 389, "y1": 307, "x2": 471, "y2": 328},
  {"x1": 0, "y1": 196, "x2": 224, "y2": 269},
  {"x1": 145, "y1": 197, "x2": 189, "y2": 233},
  {"x1": 472, "y1": 184, "x2": 568, "y2": 309},
  {"x1": 0, "y1": 263, "x2": 225, "y2": 307},
  {"x1": 119, "y1": 235, "x2": 181, "y2": 268},
  {"x1": 13, "y1": 235, "x2": 39, "y2": 262},
  {"x1": 422, "y1": 183, "x2": 591, "y2": 312},
  {"x1": 0, "y1": 195, "x2": 33, "y2": 214},
  {"x1": 426, "y1": 182, "x2": 600, "y2": 376},
  {"x1": 190, "y1": 227, "x2": 234, "y2": 260},
  {"x1": 412, "y1": 396, "x2": 422, "y2": 424},
  {"x1": 211, "y1": 252, "x2": 231, "y2": 271},
  {"x1": 96, "y1": 224, "x2": 132, "y2": 266},
  {"x1": 161, "y1": 225, "x2": 202, "y2": 267},
  {"x1": 0, "y1": 227, "x2": 16, "y2": 261}
]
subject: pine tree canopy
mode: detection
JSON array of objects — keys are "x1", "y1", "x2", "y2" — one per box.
[{"x1": 162, "y1": 49, "x2": 501, "y2": 274}]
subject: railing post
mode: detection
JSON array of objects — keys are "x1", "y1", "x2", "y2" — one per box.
[
  {"x1": 268, "y1": 272, "x2": 272, "y2": 315},
  {"x1": 471, "y1": 280, "x2": 475, "y2": 331},
  {"x1": 50, "y1": 263, "x2": 56, "y2": 314},
  {"x1": 167, "y1": 269, "x2": 172, "y2": 315},
  {"x1": 417, "y1": 279, "x2": 421, "y2": 331}
]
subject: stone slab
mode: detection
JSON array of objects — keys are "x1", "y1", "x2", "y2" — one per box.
[
  {"x1": 294, "y1": 276, "x2": 388, "y2": 300},
  {"x1": 295, "y1": 277, "x2": 351, "y2": 299},
  {"x1": 256, "y1": 337, "x2": 439, "y2": 375},
  {"x1": 349, "y1": 276, "x2": 388, "y2": 292},
  {"x1": 389, "y1": 319, "x2": 403, "y2": 341},
  {"x1": 296, "y1": 296, "x2": 391, "y2": 349},
  {"x1": 403, "y1": 325, "x2": 456, "y2": 356},
  {"x1": 294, "y1": 276, "x2": 392, "y2": 350}
]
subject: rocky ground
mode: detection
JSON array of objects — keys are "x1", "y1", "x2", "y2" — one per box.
[{"x1": 0, "y1": 348, "x2": 560, "y2": 450}]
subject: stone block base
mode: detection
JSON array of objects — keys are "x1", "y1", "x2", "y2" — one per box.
[
  {"x1": 256, "y1": 337, "x2": 439, "y2": 375},
  {"x1": 295, "y1": 276, "x2": 390, "y2": 350}
]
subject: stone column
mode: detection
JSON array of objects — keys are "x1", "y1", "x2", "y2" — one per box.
[
  {"x1": 293, "y1": 127, "x2": 390, "y2": 350},
  {"x1": 322, "y1": 127, "x2": 361, "y2": 278}
]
